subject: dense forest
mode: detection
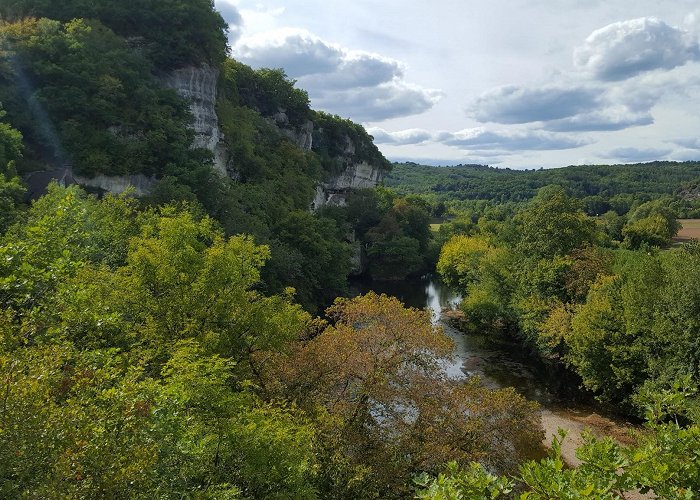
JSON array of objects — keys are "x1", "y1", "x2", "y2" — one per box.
[
  {"x1": 388, "y1": 161, "x2": 700, "y2": 218},
  {"x1": 1, "y1": 0, "x2": 699, "y2": 498}
]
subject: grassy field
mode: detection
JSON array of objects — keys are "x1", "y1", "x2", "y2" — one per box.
[{"x1": 675, "y1": 219, "x2": 700, "y2": 242}]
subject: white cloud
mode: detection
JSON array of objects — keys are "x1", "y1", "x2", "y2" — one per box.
[
  {"x1": 468, "y1": 84, "x2": 600, "y2": 124},
  {"x1": 574, "y1": 17, "x2": 700, "y2": 81},
  {"x1": 235, "y1": 28, "x2": 343, "y2": 78},
  {"x1": 233, "y1": 29, "x2": 443, "y2": 121},
  {"x1": 543, "y1": 108, "x2": 653, "y2": 132},
  {"x1": 312, "y1": 81, "x2": 443, "y2": 122},
  {"x1": 601, "y1": 147, "x2": 672, "y2": 162},
  {"x1": 437, "y1": 127, "x2": 591, "y2": 151},
  {"x1": 684, "y1": 9, "x2": 700, "y2": 34},
  {"x1": 367, "y1": 127, "x2": 432, "y2": 145},
  {"x1": 214, "y1": 0, "x2": 244, "y2": 43},
  {"x1": 300, "y1": 52, "x2": 403, "y2": 91},
  {"x1": 674, "y1": 138, "x2": 700, "y2": 150}
]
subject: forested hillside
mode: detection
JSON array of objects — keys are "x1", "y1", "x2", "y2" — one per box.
[
  {"x1": 0, "y1": 0, "x2": 402, "y2": 312},
  {"x1": 388, "y1": 161, "x2": 700, "y2": 217}
]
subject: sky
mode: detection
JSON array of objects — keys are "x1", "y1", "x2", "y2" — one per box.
[{"x1": 214, "y1": 0, "x2": 700, "y2": 169}]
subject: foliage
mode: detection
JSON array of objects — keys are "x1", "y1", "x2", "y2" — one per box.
[
  {"x1": 0, "y1": 18, "x2": 206, "y2": 176},
  {"x1": 0, "y1": 105, "x2": 25, "y2": 231},
  {"x1": 346, "y1": 188, "x2": 435, "y2": 280},
  {"x1": 0, "y1": 0, "x2": 228, "y2": 68},
  {"x1": 416, "y1": 423, "x2": 700, "y2": 499},
  {"x1": 513, "y1": 186, "x2": 596, "y2": 259},
  {"x1": 0, "y1": 186, "x2": 323, "y2": 497},
  {"x1": 260, "y1": 293, "x2": 543, "y2": 497},
  {"x1": 313, "y1": 111, "x2": 391, "y2": 176},
  {"x1": 437, "y1": 235, "x2": 494, "y2": 290},
  {"x1": 387, "y1": 161, "x2": 700, "y2": 218},
  {"x1": 222, "y1": 60, "x2": 311, "y2": 127}
]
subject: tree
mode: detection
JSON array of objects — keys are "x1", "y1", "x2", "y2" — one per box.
[
  {"x1": 513, "y1": 186, "x2": 596, "y2": 259},
  {"x1": 437, "y1": 235, "x2": 493, "y2": 290},
  {"x1": 261, "y1": 293, "x2": 542, "y2": 497},
  {"x1": 0, "y1": 0, "x2": 228, "y2": 68},
  {"x1": 622, "y1": 213, "x2": 678, "y2": 248}
]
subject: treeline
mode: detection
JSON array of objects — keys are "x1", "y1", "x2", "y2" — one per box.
[{"x1": 388, "y1": 161, "x2": 700, "y2": 217}]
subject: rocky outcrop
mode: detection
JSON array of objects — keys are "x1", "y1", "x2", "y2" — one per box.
[
  {"x1": 24, "y1": 168, "x2": 155, "y2": 199},
  {"x1": 73, "y1": 172, "x2": 156, "y2": 197},
  {"x1": 312, "y1": 161, "x2": 385, "y2": 209},
  {"x1": 269, "y1": 112, "x2": 313, "y2": 150},
  {"x1": 161, "y1": 65, "x2": 229, "y2": 175}
]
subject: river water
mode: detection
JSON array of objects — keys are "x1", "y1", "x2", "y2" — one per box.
[
  {"x1": 350, "y1": 275, "x2": 558, "y2": 403},
  {"x1": 349, "y1": 275, "x2": 637, "y2": 465}
]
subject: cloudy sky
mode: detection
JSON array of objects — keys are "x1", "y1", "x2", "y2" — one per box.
[{"x1": 215, "y1": 0, "x2": 700, "y2": 168}]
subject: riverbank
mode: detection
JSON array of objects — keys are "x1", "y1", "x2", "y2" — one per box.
[
  {"x1": 351, "y1": 276, "x2": 644, "y2": 474},
  {"x1": 540, "y1": 406, "x2": 639, "y2": 466}
]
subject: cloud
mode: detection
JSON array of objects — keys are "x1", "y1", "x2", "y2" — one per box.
[
  {"x1": 214, "y1": 0, "x2": 244, "y2": 43},
  {"x1": 299, "y1": 53, "x2": 403, "y2": 91},
  {"x1": 366, "y1": 127, "x2": 433, "y2": 145},
  {"x1": 601, "y1": 147, "x2": 672, "y2": 163},
  {"x1": 233, "y1": 28, "x2": 442, "y2": 122},
  {"x1": 543, "y1": 108, "x2": 653, "y2": 132},
  {"x1": 673, "y1": 138, "x2": 700, "y2": 150},
  {"x1": 235, "y1": 29, "x2": 343, "y2": 78},
  {"x1": 686, "y1": 10, "x2": 700, "y2": 34},
  {"x1": 437, "y1": 127, "x2": 590, "y2": 151},
  {"x1": 466, "y1": 65, "x2": 700, "y2": 132},
  {"x1": 388, "y1": 156, "x2": 504, "y2": 166},
  {"x1": 574, "y1": 17, "x2": 700, "y2": 81},
  {"x1": 312, "y1": 82, "x2": 443, "y2": 122},
  {"x1": 468, "y1": 85, "x2": 600, "y2": 124}
]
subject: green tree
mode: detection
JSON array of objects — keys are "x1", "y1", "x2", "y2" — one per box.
[{"x1": 514, "y1": 186, "x2": 596, "y2": 259}]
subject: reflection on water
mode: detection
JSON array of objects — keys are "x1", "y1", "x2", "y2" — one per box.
[{"x1": 350, "y1": 275, "x2": 557, "y2": 405}]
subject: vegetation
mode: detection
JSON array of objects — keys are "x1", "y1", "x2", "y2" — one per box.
[
  {"x1": 0, "y1": 17, "x2": 205, "y2": 177},
  {"x1": 436, "y1": 186, "x2": 699, "y2": 414},
  {"x1": 388, "y1": 161, "x2": 700, "y2": 217},
  {"x1": 0, "y1": 186, "x2": 540, "y2": 497},
  {"x1": 416, "y1": 425, "x2": 700, "y2": 498},
  {"x1": 0, "y1": 0, "x2": 228, "y2": 68}
]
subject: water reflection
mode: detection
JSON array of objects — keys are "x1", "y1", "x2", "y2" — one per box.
[{"x1": 350, "y1": 275, "x2": 557, "y2": 404}]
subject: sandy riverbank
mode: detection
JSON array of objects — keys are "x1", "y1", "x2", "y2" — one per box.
[{"x1": 540, "y1": 407, "x2": 652, "y2": 499}]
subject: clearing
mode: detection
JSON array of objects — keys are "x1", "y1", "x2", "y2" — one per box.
[{"x1": 674, "y1": 219, "x2": 700, "y2": 242}]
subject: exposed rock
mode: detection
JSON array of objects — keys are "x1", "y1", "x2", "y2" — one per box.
[
  {"x1": 161, "y1": 65, "x2": 229, "y2": 175},
  {"x1": 269, "y1": 112, "x2": 313, "y2": 150},
  {"x1": 73, "y1": 172, "x2": 156, "y2": 197},
  {"x1": 325, "y1": 161, "x2": 384, "y2": 191},
  {"x1": 312, "y1": 161, "x2": 385, "y2": 209},
  {"x1": 24, "y1": 168, "x2": 77, "y2": 201},
  {"x1": 24, "y1": 168, "x2": 155, "y2": 199}
]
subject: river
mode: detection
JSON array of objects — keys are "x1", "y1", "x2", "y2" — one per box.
[{"x1": 349, "y1": 275, "x2": 639, "y2": 466}]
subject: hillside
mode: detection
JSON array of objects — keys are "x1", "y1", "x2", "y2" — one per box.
[
  {"x1": 0, "y1": 2, "x2": 391, "y2": 311},
  {"x1": 387, "y1": 161, "x2": 700, "y2": 216}
]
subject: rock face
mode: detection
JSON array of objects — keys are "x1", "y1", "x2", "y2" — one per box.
[
  {"x1": 161, "y1": 65, "x2": 229, "y2": 175},
  {"x1": 73, "y1": 172, "x2": 156, "y2": 197},
  {"x1": 312, "y1": 161, "x2": 385, "y2": 209},
  {"x1": 270, "y1": 112, "x2": 314, "y2": 150}
]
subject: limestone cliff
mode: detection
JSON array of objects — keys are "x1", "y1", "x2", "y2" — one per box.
[
  {"x1": 269, "y1": 112, "x2": 314, "y2": 151},
  {"x1": 312, "y1": 161, "x2": 385, "y2": 208},
  {"x1": 161, "y1": 65, "x2": 230, "y2": 175}
]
